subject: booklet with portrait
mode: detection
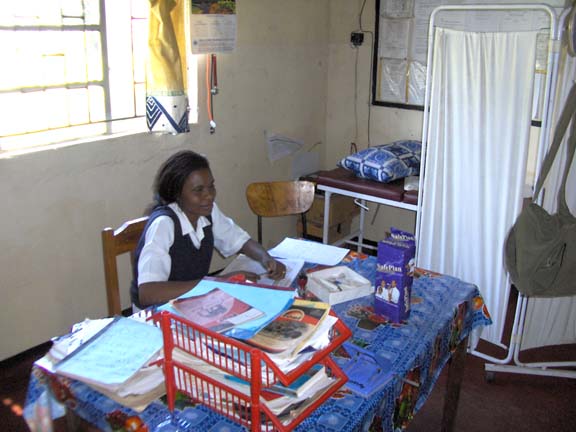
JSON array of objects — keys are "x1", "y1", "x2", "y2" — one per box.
[
  {"x1": 246, "y1": 298, "x2": 330, "y2": 358},
  {"x1": 172, "y1": 287, "x2": 265, "y2": 333}
]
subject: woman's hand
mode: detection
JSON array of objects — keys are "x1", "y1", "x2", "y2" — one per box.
[
  {"x1": 239, "y1": 238, "x2": 287, "y2": 280},
  {"x1": 262, "y1": 257, "x2": 286, "y2": 280}
]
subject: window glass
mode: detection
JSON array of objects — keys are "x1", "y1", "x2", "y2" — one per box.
[{"x1": 0, "y1": 0, "x2": 197, "y2": 153}]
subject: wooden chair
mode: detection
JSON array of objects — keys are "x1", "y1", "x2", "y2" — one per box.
[
  {"x1": 101, "y1": 216, "x2": 149, "y2": 316},
  {"x1": 245, "y1": 180, "x2": 315, "y2": 244}
]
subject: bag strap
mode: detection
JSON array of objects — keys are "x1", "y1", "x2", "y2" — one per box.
[
  {"x1": 533, "y1": 82, "x2": 576, "y2": 200},
  {"x1": 556, "y1": 108, "x2": 576, "y2": 217}
]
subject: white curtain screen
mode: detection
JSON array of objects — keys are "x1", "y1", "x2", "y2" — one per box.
[
  {"x1": 418, "y1": 28, "x2": 538, "y2": 345},
  {"x1": 522, "y1": 51, "x2": 576, "y2": 350}
]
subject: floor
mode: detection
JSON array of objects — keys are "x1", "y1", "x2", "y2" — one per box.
[{"x1": 408, "y1": 341, "x2": 576, "y2": 432}]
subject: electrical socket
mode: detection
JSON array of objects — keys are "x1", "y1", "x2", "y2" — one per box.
[{"x1": 351, "y1": 32, "x2": 364, "y2": 47}]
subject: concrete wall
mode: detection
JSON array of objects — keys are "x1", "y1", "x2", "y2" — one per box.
[
  {"x1": 0, "y1": 0, "x2": 331, "y2": 360},
  {"x1": 326, "y1": 0, "x2": 421, "y2": 240},
  {"x1": 3, "y1": 0, "x2": 550, "y2": 359}
]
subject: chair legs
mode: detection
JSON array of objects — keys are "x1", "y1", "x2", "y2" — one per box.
[{"x1": 257, "y1": 215, "x2": 263, "y2": 244}]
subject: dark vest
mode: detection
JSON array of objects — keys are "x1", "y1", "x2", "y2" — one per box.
[{"x1": 130, "y1": 206, "x2": 214, "y2": 309}]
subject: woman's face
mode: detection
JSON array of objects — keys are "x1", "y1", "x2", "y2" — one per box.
[{"x1": 179, "y1": 168, "x2": 216, "y2": 223}]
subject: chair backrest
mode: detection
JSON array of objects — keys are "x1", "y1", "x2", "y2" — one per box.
[
  {"x1": 245, "y1": 180, "x2": 315, "y2": 244},
  {"x1": 101, "y1": 216, "x2": 149, "y2": 316}
]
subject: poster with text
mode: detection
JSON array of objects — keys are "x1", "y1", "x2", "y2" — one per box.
[{"x1": 191, "y1": 0, "x2": 237, "y2": 54}]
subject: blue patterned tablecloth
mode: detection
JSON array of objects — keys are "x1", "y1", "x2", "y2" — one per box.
[{"x1": 24, "y1": 253, "x2": 491, "y2": 432}]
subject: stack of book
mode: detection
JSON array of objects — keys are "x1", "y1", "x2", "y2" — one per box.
[
  {"x1": 37, "y1": 314, "x2": 166, "y2": 411},
  {"x1": 170, "y1": 349, "x2": 337, "y2": 427},
  {"x1": 155, "y1": 277, "x2": 350, "y2": 430},
  {"x1": 166, "y1": 278, "x2": 336, "y2": 372}
]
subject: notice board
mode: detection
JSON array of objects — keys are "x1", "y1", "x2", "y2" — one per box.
[{"x1": 372, "y1": 0, "x2": 553, "y2": 120}]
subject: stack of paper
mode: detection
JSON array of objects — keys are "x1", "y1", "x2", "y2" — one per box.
[
  {"x1": 36, "y1": 317, "x2": 166, "y2": 411},
  {"x1": 171, "y1": 349, "x2": 336, "y2": 427},
  {"x1": 268, "y1": 237, "x2": 349, "y2": 266},
  {"x1": 53, "y1": 317, "x2": 163, "y2": 391}
]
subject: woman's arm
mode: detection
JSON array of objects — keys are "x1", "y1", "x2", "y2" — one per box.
[
  {"x1": 239, "y1": 239, "x2": 286, "y2": 280},
  {"x1": 139, "y1": 280, "x2": 201, "y2": 307}
]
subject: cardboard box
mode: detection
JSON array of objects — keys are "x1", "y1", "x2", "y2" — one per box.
[
  {"x1": 297, "y1": 220, "x2": 352, "y2": 244},
  {"x1": 374, "y1": 238, "x2": 415, "y2": 323},
  {"x1": 306, "y1": 194, "x2": 360, "y2": 226},
  {"x1": 306, "y1": 266, "x2": 373, "y2": 305}
]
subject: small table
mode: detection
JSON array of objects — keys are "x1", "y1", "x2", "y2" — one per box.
[{"x1": 24, "y1": 253, "x2": 491, "y2": 432}]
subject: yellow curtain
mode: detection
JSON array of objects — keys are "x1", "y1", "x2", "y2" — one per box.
[{"x1": 146, "y1": 0, "x2": 189, "y2": 133}]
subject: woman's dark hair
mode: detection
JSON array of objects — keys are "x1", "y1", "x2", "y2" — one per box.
[{"x1": 147, "y1": 150, "x2": 210, "y2": 213}]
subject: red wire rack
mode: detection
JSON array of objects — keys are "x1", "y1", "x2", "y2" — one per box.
[{"x1": 153, "y1": 310, "x2": 351, "y2": 432}]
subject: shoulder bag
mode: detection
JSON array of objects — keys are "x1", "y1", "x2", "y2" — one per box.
[{"x1": 504, "y1": 83, "x2": 576, "y2": 297}]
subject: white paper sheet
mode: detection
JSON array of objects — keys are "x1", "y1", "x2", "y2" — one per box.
[
  {"x1": 268, "y1": 238, "x2": 349, "y2": 266},
  {"x1": 222, "y1": 254, "x2": 304, "y2": 287},
  {"x1": 190, "y1": 11, "x2": 236, "y2": 54}
]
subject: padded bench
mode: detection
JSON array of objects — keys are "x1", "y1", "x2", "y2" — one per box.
[{"x1": 304, "y1": 168, "x2": 419, "y2": 250}]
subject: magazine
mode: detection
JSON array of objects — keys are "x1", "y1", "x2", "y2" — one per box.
[
  {"x1": 225, "y1": 364, "x2": 327, "y2": 398},
  {"x1": 171, "y1": 349, "x2": 336, "y2": 427},
  {"x1": 247, "y1": 299, "x2": 330, "y2": 358},
  {"x1": 172, "y1": 288, "x2": 264, "y2": 333}
]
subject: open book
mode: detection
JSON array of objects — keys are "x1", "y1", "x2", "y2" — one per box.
[
  {"x1": 246, "y1": 299, "x2": 330, "y2": 359},
  {"x1": 172, "y1": 288, "x2": 264, "y2": 333}
]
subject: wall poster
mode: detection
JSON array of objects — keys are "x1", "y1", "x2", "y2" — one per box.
[{"x1": 190, "y1": 0, "x2": 237, "y2": 54}]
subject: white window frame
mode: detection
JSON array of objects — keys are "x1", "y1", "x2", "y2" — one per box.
[{"x1": 0, "y1": 0, "x2": 197, "y2": 155}]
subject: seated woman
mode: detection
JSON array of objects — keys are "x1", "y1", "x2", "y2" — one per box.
[{"x1": 130, "y1": 150, "x2": 286, "y2": 309}]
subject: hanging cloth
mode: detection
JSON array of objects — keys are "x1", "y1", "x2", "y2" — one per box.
[
  {"x1": 417, "y1": 28, "x2": 538, "y2": 345},
  {"x1": 146, "y1": 0, "x2": 190, "y2": 134}
]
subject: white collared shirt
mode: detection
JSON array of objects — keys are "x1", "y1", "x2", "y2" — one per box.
[{"x1": 137, "y1": 202, "x2": 250, "y2": 285}]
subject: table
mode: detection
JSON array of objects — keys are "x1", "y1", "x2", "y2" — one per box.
[
  {"x1": 308, "y1": 168, "x2": 418, "y2": 252},
  {"x1": 24, "y1": 252, "x2": 491, "y2": 432}
]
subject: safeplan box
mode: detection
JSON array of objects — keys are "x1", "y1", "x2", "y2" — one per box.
[{"x1": 374, "y1": 238, "x2": 415, "y2": 323}]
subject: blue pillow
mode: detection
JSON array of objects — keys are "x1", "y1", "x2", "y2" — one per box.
[{"x1": 338, "y1": 140, "x2": 421, "y2": 183}]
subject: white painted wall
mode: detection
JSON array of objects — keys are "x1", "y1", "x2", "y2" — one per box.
[
  {"x1": 326, "y1": 0, "x2": 421, "y2": 239},
  {"x1": 1, "y1": 0, "x2": 555, "y2": 360},
  {"x1": 0, "y1": 0, "x2": 330, "y2": 360}
]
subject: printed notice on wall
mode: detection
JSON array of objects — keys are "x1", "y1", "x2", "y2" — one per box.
[{"x1": 191, "y1": 0, "x2": 237, "y2": 54}]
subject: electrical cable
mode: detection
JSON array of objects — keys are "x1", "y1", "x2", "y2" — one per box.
[
  {"x1": 354, "y1": 46, "x2": 360, "y2": 146},
  {"x1": 211, "y1": 54, "x2": 218, "y2": 91},
  {"x1": 352, "y1": 0, "x2": 373, "y2": 148},
  {"x1": 358, "y1": 0, "x2": 367, "y2": 30},
  {"x1": 206, "y1": 54, "x2": 216, "y2": 133}
]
